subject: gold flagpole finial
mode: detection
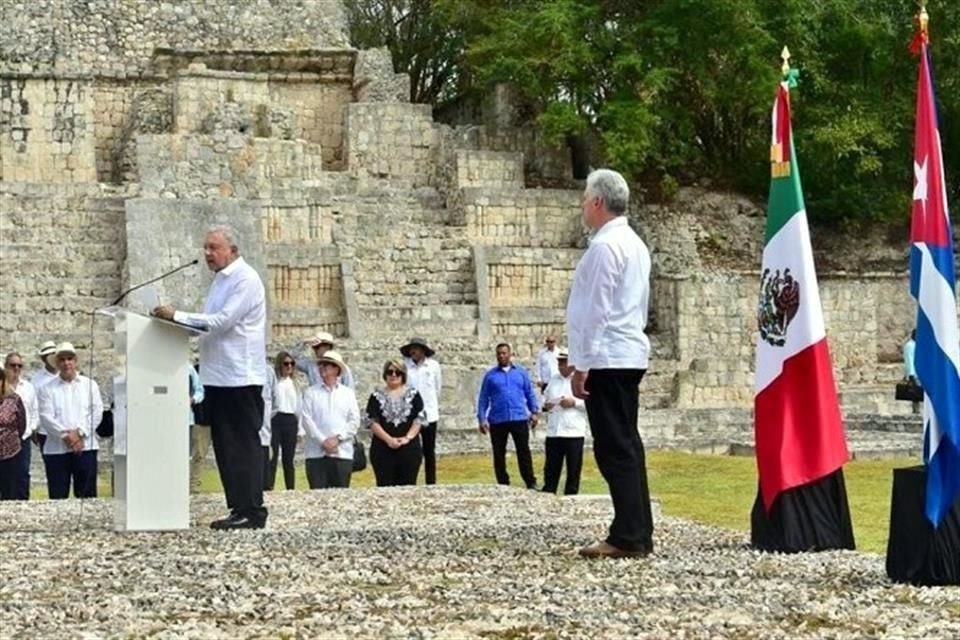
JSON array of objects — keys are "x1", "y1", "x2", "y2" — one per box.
[
  {"x1": 781, "y1": 46, "x2": 791, "y2": 77},
  {"x1": 919, "y1": 1, "x2": 929, "y2": 34}
]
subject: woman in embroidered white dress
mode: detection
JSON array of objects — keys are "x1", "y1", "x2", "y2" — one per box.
[{"x1": 365, "y1": 359, "x2": 424, "y2": 486}]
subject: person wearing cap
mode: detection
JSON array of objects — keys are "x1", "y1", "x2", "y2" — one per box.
[
  {"x1": 476, "y1": 343, "x2": 540, "y2": 489},
  {"x1": 4, "y1": 353, "x2": 39, "y2": 500},
  {"x1": 37, "y1": 342, "x2": 104, "y2": 499},
  {"x1": 541, "y1": 348, "x2": 587, "y2": 495},
  {"x1": 567, "y1": 168, "x2": 653, "y2": 559},
  {"x1": 300, "y1": 350, "x2": 360, "y2": 489},
  {"x1": 535, "y1": 335, "x2": 560, "y2": 394},
  {"x1": 290, "y1": 332, "x2": 356, "y2": 389},
  {"x1": 153, "y1": 224, "x2": 268, "y2": 530},
  {"x1": 401, "y1": 337, "x2": 442, "y2": 484},
  {"x1": 31, "y1": 341, "x2": 60, "y2": 393}
]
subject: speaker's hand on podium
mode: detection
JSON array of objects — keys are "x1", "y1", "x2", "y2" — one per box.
[{"x1": 153, "y1": 305, "x2": 176, "y2": 320}]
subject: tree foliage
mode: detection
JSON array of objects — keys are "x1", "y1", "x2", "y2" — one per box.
[{"x1": 346, "y1": 0, "x2": 960, "y2": 223}]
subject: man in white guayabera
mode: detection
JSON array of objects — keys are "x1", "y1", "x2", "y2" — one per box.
[{"x1": 154, "y1": 225, "x2": 268, "y2": 530}]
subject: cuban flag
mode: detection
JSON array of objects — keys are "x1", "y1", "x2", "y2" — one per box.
[{"x1": 909, "y1": 36, "x2": 960, "y2": 527}]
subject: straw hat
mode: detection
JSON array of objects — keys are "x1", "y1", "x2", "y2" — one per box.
[
  {"x1": 305, "y1": 331, "x2": 335, "y2": 348},
  {"x1": 316, "y1": 349, "x2": 347, "y2": 373},
  {"x1": 55, "y1": 341, "x2": 77, "y2": 357},
  {"x1": 38, "y1": 341, "x2": 57, "y2": 358}
]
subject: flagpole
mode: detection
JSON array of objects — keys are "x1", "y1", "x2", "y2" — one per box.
[{"x1": 886, "y1": 0, "x2": 960, "y2": 586}]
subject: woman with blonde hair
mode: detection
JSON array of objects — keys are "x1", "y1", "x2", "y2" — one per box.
[
  {"x1": 365, "y1": 359, "x2": 424, "y2": 486},
  {"x1": 0, "y1": 363, "x2": 27, "y2": 499},
  {"x1": 268, "y1": 350, "x2": 301, "y2": 490}
]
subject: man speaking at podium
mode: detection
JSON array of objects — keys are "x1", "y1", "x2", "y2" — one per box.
[{"x1": 154, "y1": 225, "x2": 268, "y2": 530}]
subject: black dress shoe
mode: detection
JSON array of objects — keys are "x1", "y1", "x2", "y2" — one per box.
[
  {"x1": 210, "y1": 514, "x2": 240, "y2": 530},
  {"x1": 218, "y1": 515, "x2": 266, "y2": 530}
]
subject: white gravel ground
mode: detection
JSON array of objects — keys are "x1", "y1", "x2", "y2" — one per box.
[{"x1": 1, "y1": 485, "x2": 959, "y2": 639}]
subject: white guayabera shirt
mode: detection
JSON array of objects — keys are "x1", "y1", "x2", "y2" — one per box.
[{"x1": 566, "y1": 216, "x2": 651, "y2": 372}]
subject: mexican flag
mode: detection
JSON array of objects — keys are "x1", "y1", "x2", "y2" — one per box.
[{"x1": 754, "y1": 80, "x2": 849, "y2": 512}]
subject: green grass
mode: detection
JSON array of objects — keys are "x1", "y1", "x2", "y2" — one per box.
[{"x1": 34, "y1": 451, "x2": 912, "y2": 554}]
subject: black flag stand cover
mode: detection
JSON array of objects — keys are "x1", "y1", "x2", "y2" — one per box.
[
  {"x1": 886, "y1": 466, "x2": 960, "y2": 585},
  {"x1": 750, "y1": 468, "x2": 856, "y2": 553}
]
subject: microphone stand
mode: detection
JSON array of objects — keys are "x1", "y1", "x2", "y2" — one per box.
[{"x1": 110, "y1": 259, "x2": 199, "y2": 307}]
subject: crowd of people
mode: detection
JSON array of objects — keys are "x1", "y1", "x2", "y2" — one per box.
[{"x1": 2, "y1": 169, "x2": 654, "y2": 558}]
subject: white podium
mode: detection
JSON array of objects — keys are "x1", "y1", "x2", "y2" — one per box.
[{"x1": 100, "y1": 308, "x2": 204, "y2": 531}]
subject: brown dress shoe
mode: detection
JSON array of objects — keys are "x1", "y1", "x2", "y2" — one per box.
[{"x1": 578, "y1": 540, "x2": 650, "y2": 559}]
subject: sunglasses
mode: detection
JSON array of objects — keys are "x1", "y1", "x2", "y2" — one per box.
[
  {"x1": 282, "y1": 361, "x2": 295, "y2": 366},
  {"x1": 6, "y1": 363, "x2": 22, "y2": 369},
  {"x1": 385, "y1": 369, "x2": 402, "y2": 376}
]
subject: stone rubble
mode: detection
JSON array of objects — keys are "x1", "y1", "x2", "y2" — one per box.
[{"x1": 1, "y1": 485, "x2": 958, "y2": 639}]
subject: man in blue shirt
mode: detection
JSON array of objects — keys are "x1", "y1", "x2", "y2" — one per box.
[{"x1": 477, "y1": 343, "x2": 540, "y2": 488}]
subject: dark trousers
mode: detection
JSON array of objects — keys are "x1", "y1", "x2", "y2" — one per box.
[
  {"x1": 420, "y1": 422, "x2": 438, "y2": 484},
  {"x1": 43, "y1": 450, "x2": 98, "y2": 499},
  {"x1": 585, "y1": 368, "x2": 653, "y2": 552},
  {"x1": 542, "y1": 437, "x2": 585, "y2": 495},
  {"x1": 371, "y1": 438, "x2": 422, "y2": 486},
  {"x1": 489, "y1": 421, "x2": 537, "y2": 488},
  {"x1": 269, "y1": 413, "x2": 298, "y2": 490},
  {"x1": 15, "y1": 438, "x2": 31, "y2": 500},
  {"x1": 206, "y1": 385, "x2": 267, "y2": 522},
  {"x1": 0, "y1": 456, "x2": 18, "y2": 500},
  {"x1": 305, "y1": 457, "x2": 353, "y2": 489},
  {"x1": 262, "y1": 446, "x2": 271, "y2": 490}
]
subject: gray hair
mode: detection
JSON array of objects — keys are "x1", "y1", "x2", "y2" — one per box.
[
  {"x1": 585, "y1": 169, "x2": 630, "y2": 216},
  {"x1": 206, "y1": 224, "x2": 241, "y2": 252}
]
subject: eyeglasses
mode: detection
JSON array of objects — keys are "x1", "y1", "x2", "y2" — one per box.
[
  {"x1": 282, "y1": 361, "x2": 295, "y2": 366},
  {"x1": 6, "y1": 364, "x2": 22, "y2": 369},
  {"x1": 385, "y1": 369, "x2": 402, "y2": 376}
]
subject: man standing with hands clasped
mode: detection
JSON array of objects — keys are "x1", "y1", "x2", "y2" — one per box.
[
  {"x1": 476, "y1": 343, "x2": 540, "y2": 489},
  {"x1": 154, "y1": 224, "x2": 268, "y2": 530},
  {"x1": 567, "y1": 168, "x2": 654, "y2": 559}
]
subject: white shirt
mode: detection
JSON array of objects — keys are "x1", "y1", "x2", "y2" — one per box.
[
  {"x1": 543, "y1": 373, "x2": 588, "y2": 438},
  {"x1": 11, "y1": 379, "x2": 38, "y2": 440},
  {"x1": 37, "y1": 374, "x2": 103, "y2": 455},
  {"x1": 259, "y1": 380, "x2": 273, "y2": 447},
  {"x1": 31, "y1": 368, "x2": 59, "y2": 392},
  {"x1": 405, "y1": 357, "x2": 442, "y2": 423},
  {"x1": 535, "y1": 348, "x2": 559, "y2": 385},
  {"x1": 274, "y1": 376, "x2": 300, "y2": 415},
  {"x1": 566, "y1": 216, "x2": 651, "y2": 370},
  {"x1": 300, "y1": 382, "x2": 360, "y2": 460},
  {"x1": 174, "y1": 256, "x2": 267, "y2": 387}
]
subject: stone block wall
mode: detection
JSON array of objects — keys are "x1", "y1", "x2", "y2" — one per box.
[
  {"x1": 474, "y1": 246, "x2": 581, "y2": 359},
  {"x1": 454, "y1": 150, "x2": 524, "y2": 190},
  {"x1": 353, "y1": 47, "x2": 410, "y2": 103},
  {"x1": 462, "y1": 187, "x2": 584, "y2": 247},
  {"x1": 137, "y1": 133, "x2": 323, "y2": 199},
  {"x1": 345, "y1": 103, "x2": 440, "y2": 186},
  {"x1": 484, "y1": 249, "x2": 580, "y2": 309},
  {"x1": 0, "y1": 0, "x2": 349, "y2": 76},
  {"x1": 0, "y1": 183, "x2": 127, "y2": 372},
  {"x1": 662, "y1": 271, "x2": 916, "y2": 409},
  {"x1": 0, "y1": 78, "x2": 96, "y2": 182}
]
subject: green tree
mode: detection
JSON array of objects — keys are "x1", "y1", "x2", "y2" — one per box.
[
  {"x1": 345, "y1": 0, "x2": 467, "y2": 106},
  {"x1": 346, "y1": 0, "x2": 960, "y2": 223}
]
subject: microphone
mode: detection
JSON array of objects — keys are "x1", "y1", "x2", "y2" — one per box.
[{"x1": 110, "y1": 259, "x2": 199, "y2": 306}]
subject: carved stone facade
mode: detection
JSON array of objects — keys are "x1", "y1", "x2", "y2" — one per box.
[{"x1": 0, "y1": 1, "x2": 921, "y2": 451}]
